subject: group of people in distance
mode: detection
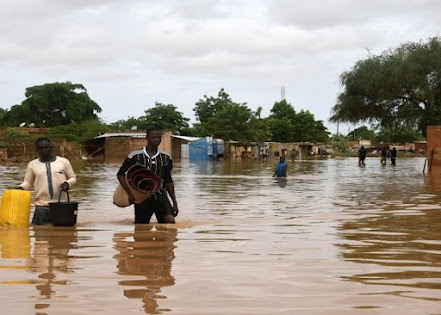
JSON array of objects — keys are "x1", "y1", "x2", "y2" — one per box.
[
  {"x1": 15, "y1": 126, "x2": 179, "y2": 226},
  {"x1": 358, "y1": 145, "x2": 397, "y2": 166}
]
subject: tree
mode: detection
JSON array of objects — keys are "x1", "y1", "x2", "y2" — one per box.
[
  {"x1": 331, "y1": 134, "x2": 349, "y2": 153},
  {"x1": 376, "y1": 126, "x2": 425, "y2": 144},
  {"x1": 293, "y1": 110, "x2": 329, "y2": 142},
  {"x1": 193, "y1": 88, "x2": 232, "y2": 123},
  {"x1": 140, "y1": 102, "x2": 189, "y2": 134},
  {"x1": 269, "y1": 99, "x2": 296, "y2": 121},
  {"x1": 49, "y1": 120, "x2": 111, "y2": 141},
  {"x1": 346, "y1": 126, "x2": 377, "y2": 141},
  {"x1": 193, "y1": 89, "x2": 272, "y2": 141},
  {"x1": 0, "y1": 82, "x2": 102, "y2": 127},
  {"x1": 330, "y1": 37, "x2": 441, "y2": 137},
  {"x1": 109, "y1": 117, "x2": 142, "y2": 130},
  {"x1": 268, "y1": 100, "x2": 329, "y2": 142}
]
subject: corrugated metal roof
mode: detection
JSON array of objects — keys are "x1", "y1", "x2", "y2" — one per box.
[
  {"x1": 171, "y1": 135, "x2": 200, "y2": 142},
  {"x1": 95, "y1": 132, "x2": 146, "y2": 139}
]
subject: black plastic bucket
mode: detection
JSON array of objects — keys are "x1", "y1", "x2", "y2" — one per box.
[{"x1": 49, "y1": 191, "x2": 79, "y2": 226}]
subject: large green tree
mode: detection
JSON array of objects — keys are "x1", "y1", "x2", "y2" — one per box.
[
  {"x1": 193, "y1": 89, "x2": 272, "y2": 141},
  {"x1": 0, "y1": 82, "x2": 102, "y2": 127},
  {"x1": 193, "y1": 88, "x2": 231, "y2": 123},
  {"x1": 376, "y1": 126, "x2": 425, "y2": 144},
  {"x1": 346, "y1": 126, "x2": 377, "y2": 141},
  {"x1": 269, "y1": 100, "x2": 329, "y2": 142},
  {"x1": 139, "y1": 102, "x2": 190, "y2": 134},
  {"x1": 330, "y1": 37, "x2": 441, "y2": 136}
]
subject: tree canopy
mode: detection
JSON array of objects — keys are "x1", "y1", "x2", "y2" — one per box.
[
  {"x1": 0, "y1": 82, "x2": 102, "y2": 127},
  {"x1": 268, "y1": 99, "x2": 329, "y2": 142},
  {"x1": 193, "y1": 89, "x2": 272, "y2": 141},
  {"x1": 140, "y1": 102, "x2": 190, "y2": 134},
  {"x1": 330, "y1": 37, "x2": 441, "y2": 136}
]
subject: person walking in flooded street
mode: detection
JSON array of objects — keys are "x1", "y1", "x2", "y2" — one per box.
[
  {"x1": 358, "y1": 146, "x2": 367, "y2": 166},
  {"x1": 391, "y1": 147, "x2": 397, "y2": 165},
  {"x1": 117, "y1": 126, "x2": 179, "y2": 224},
  {"x1": 16, "y1": 137, "x2": 77, "y2": 225},
  {"x1": 381, "y1": 146, "x2": 387, "y2": 165},
  {"x1": 273, "y1": 156, "x2": 287, "y2": 178}
]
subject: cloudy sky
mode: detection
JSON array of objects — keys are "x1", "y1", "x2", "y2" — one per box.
[{"x1": 1, "y1": 0, "x2": 440, "y2": 134}]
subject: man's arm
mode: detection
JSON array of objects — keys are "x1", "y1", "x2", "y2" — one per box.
[
  {"x1": 165, "y1": 182, "x2": 179, "y2": 217},
  {"x1": 61, "y1": 160, "x2": 77, "y2": 191},
  {"x1": 163, "y1": 158, "x2": 178, "y2": 216},
  {"x1": 17, "y1": 162, "x2": 34, "y2": 190}
]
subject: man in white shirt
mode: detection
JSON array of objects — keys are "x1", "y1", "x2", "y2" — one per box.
[{"x1": 17, "y1": 137, "x2": 77, "y2": 225}]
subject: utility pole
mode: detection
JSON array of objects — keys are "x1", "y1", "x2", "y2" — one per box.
[{"x1": 281, "y1": 86, "x2": 285, "y2": 100}]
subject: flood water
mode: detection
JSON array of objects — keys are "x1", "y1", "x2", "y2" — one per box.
[{"x1": 0, "y1": 157, "x2": 440, "y2": 314}]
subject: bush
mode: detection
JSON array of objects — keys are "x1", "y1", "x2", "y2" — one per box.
[
  {"x1": 47, "y1": 134, "x2": 81, "y2": 142},
  {"x1": 3, "y1": 129, "x2": 30, "y2": 139}
]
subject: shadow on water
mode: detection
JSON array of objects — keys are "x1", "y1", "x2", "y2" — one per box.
[
  {"x1": 30, "y1": 226, "x2": 78, "y2": 311},
  {"x1": 113, "y1": 225, "x2": 177, "y2": 314}
]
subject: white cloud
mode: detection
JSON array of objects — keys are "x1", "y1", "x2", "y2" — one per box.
[{"x1": 0, "y1": 0, "x2": 440, "y2": 134}]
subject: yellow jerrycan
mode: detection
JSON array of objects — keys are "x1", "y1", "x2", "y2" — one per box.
[{"x1": 0, "y1": 190, "x2": 32, "y2": 227}]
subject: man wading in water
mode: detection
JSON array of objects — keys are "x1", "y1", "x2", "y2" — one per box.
[
  {"x1": 117, "y1": 126, "x2": 179, "y2": 224},
  {"x1": 16, "y1": 137, "x2": 77, "y2": 225}
]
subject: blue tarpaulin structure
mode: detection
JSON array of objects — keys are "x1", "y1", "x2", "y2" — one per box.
[{"x1": 189, "y1": 137, "x2": 224, "y2": 161}]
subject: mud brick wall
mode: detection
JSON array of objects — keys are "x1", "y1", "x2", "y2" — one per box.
[
  {"x1": 104, "y1": 137, "x2": 146, "y2": 163},
  {"x1": 427, "y1": 126, "x2": 441, "y2": 167},
  {"x1": 6, "y1": 139, "x2": 79, "y2": 161},
  {"x1": 104, "y1": 132, "x2": 173, "y2": 163},
  {"x1": 0, "y1": 148, "x2": 7, "y2": 160}
]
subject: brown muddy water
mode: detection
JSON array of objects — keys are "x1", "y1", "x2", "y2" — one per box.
[{"x1": 0, "y1": 157, "x2": 440, "y2": 315}]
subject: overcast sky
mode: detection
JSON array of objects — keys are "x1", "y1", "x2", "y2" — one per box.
[{"x1": 1, "y1": 0, "x2": 440, "y2": 134}]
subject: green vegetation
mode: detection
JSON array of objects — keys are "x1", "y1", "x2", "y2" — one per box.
[
  {"x1": 330, "y1": 37, "x2": 441, "y2": 137},
  {"x1": 3, "y1": 129, "x2": 30, "y2": 139},
  {"x1": 0, "y1": 82, "x2": 102, "y2": 128}
]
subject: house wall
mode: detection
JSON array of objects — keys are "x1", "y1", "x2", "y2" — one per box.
[
  {"x1": 104, "y1": 131, "x2": 177, "y2": 163},
  {"x1": 104, "y1": 137, "x2": 146, "y2": 163},
  {"x1": 415, "y1": 142, "x2": 427, "y2": 154},
  {"x1": 427, "y1": 126, "x2": 441, "y2": 168},
  {"x1": 5, "y1": 139, "x2": 79, "y2": 162}
]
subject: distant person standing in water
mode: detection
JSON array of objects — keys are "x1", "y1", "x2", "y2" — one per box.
[
  {"x1": 391, "y1": 147, "x2": 397, "y2": 165},
  {"x1": 358, "y1": 146, "x2": 367, "y2": 166},
  {"x1": 381, "y1": 146, "x2": 387, "y2": 165},
  {"x1": 273, "y1": 156, "x2": 287, "y2": 178}
]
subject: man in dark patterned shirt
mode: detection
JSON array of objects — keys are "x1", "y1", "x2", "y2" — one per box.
[{"x1": 117, "y1": 126, "x2": 179, "y2": 224}]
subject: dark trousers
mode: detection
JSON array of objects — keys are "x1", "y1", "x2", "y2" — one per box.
[{"x1": 134, "y1": 197, "x2": 173, "y2": 224}]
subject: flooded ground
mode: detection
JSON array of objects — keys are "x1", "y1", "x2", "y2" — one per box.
[{"x1": 0, "y1": 157, "x2": 440, "y2": 314}]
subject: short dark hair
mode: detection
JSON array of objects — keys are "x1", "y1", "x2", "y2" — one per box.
[
  {"x1": 146, "y1": 126, "x2": 162, "y2": 136},
  {"x1": 35, "y1": 137, "x2": 51, "y2": 146}
]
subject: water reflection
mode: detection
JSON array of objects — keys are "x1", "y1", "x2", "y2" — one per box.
[
  {"x1": 30, "y1": 227, "x2": 78, "y2": 310},
  {"x1": 337, "y1": 181, "x2": 441, "y2": 301},
  {"x1": 0, "y1": 227, "x2": 31, "y2": 259},
  {"x1": 113, "y1": 226, "x2": 177, "y2": 314},
  {"x1": 425, "y1": 168, "x2": 441, "y2": 198}
]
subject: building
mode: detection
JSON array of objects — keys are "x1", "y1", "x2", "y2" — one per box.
[{"x1": 427, "y1": 126, "x2": 441, "y2": 170}]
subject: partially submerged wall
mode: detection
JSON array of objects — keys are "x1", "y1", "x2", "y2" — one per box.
[
  {"x1": 104, "y1": 137, "x2": 146, "y2": 163},
  {"x1": 5, "y1": 139, "x2": 79, "y2": 162},
  {"x1": 427, "y1": 126, "x2": 441, "y2": 168}
]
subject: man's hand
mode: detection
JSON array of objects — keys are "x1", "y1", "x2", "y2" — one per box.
[
  {"x1": 172, "y1": 204, "x2": 179, "y2": 217},
  {"x1": 60, "y1": 182, "x2": 70, "y2": 191},
  {"x1": 128, "y1": 194, "x2": 136, "y2": 205}
]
